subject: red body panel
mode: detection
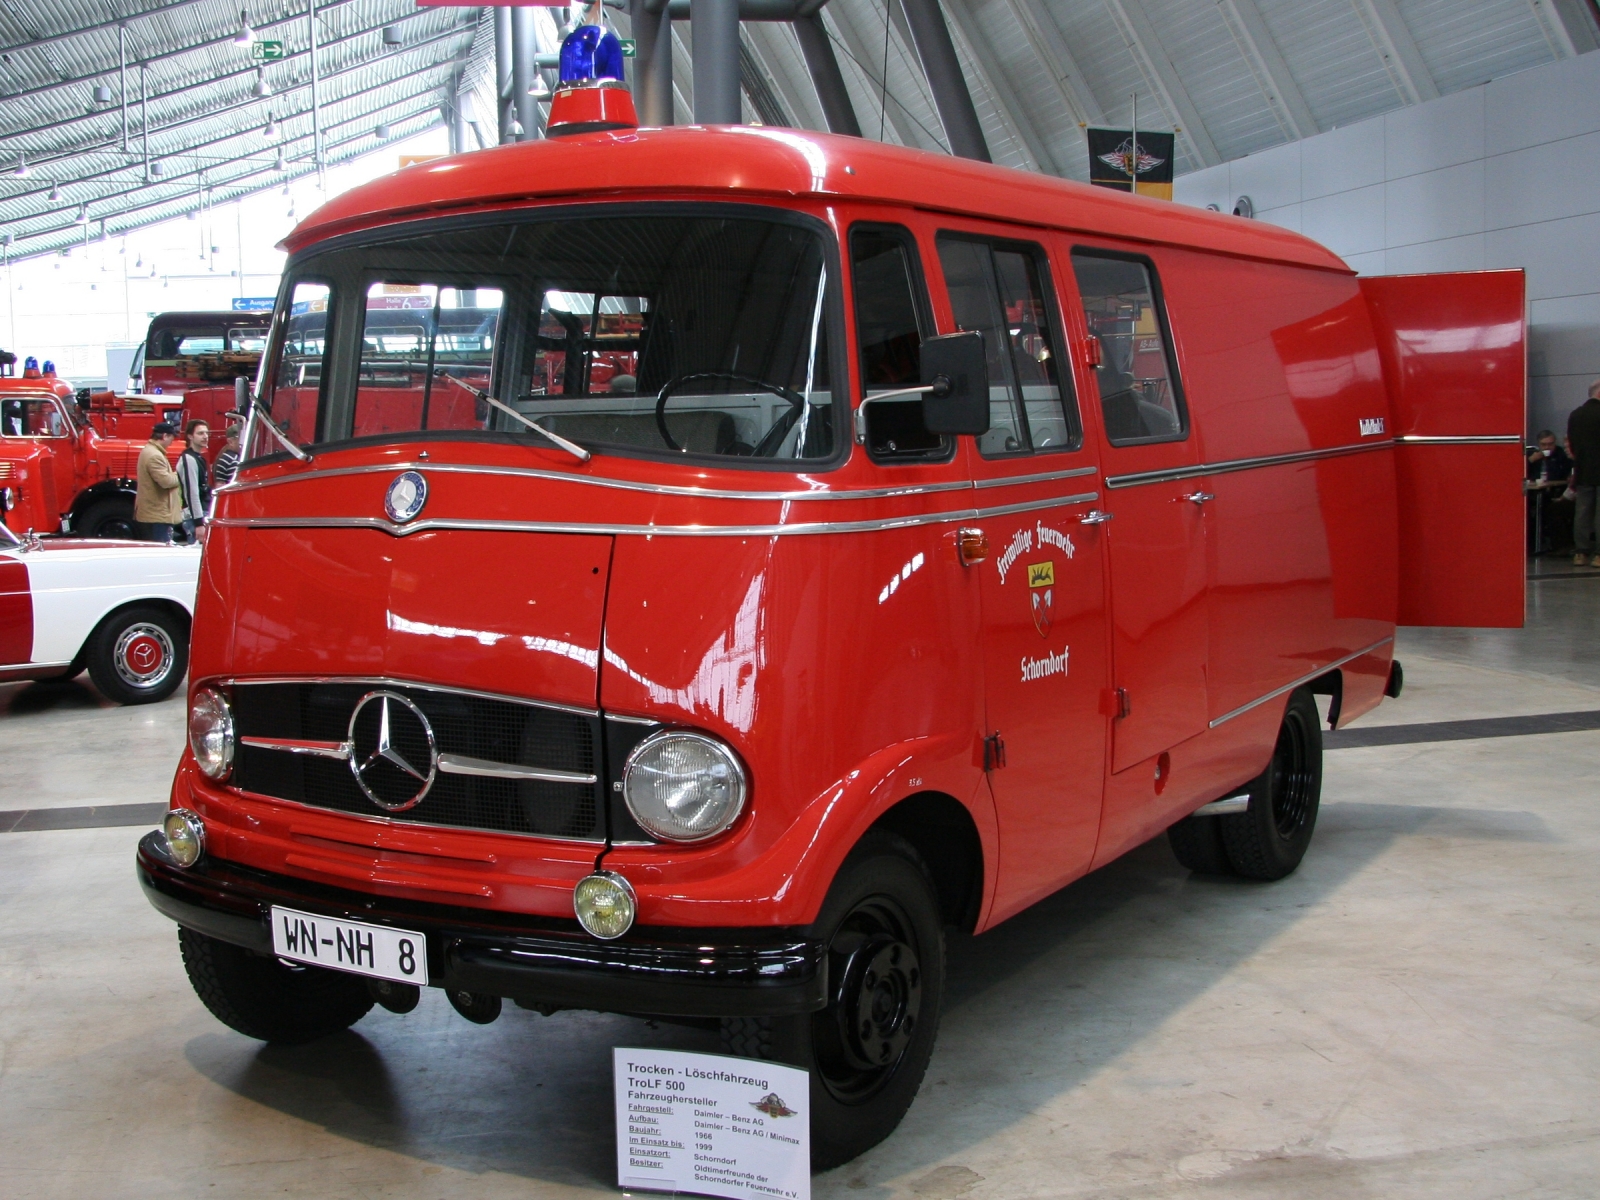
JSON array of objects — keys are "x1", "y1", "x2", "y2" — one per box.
[
  {"x1": 0, "y1": 556, "x2": 30, "y2": 663},
  {"x1": 1362, "y1": 271, "x2": 1526, "y2": 628},
  {"x1": 167, "y1": 130, "x2": 1525, "y2": 940}
]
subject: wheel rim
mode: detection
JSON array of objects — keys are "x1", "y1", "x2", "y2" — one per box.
[
  {"x1": 113, "y1": 622, "x2": 175, "y2": 690},
  {"x1": 1269, "y1": 707, "x2": 1315, "y2": 837},
  {"x1": 813, "y1": 895, "x2": 923, "y2": 1104},
  {"x1": 99, "y1": 516, "x2": 137, "y2": 539}
]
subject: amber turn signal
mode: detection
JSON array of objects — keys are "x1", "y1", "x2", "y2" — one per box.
[{"x1": 957, "y1": 527, "x2": 989, "y2": 567}]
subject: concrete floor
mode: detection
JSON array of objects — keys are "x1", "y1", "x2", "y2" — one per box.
[{"x1": 2, "y1": 573, "x2": 1598, "y2": 1199}]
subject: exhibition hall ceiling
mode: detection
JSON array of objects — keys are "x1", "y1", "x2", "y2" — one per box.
[{"x1": 1, "y1": 0, "x2": 1595, "y2": 261}]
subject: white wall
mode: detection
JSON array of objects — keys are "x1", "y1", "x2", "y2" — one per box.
[{"x1": 1174, "y1": 50, "x2": 1600, "y2": 440}]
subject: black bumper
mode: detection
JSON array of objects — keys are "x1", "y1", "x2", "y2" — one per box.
[{"x1": 136, "y1": 831, "x2": 827, "y2": 1018}]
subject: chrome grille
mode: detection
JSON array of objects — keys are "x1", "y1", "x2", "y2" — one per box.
[{"x1": 228, "y1": 680, "x2": 603, "y2": 840}]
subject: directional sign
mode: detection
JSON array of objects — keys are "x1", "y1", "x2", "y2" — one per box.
[
  {"x1": 251, "y1": 40, "x2": 285, "y2": 61},
  {"x1": 619, "y1": 38, "x2": 636, "y2": 57},
  {"x1": 231, "y1": 297, "x2": 275, "y2": 312}
]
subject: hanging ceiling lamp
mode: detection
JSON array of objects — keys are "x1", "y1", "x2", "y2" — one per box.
[
  {"x1": 251, "y1": 68, "x2": 271, "y2": 98},
  {"x1": 234, "y1": 10, "x2": 255, "y2": 48},
  {"x1": 13, "y1": 154, "x2": 29, "y2": 178},
  {"x1": 47, "y1": 183, "x2": 61, "y2": 201},
  {"x1": 263, "y1": 111, "x2": 278, "y2": 137}
]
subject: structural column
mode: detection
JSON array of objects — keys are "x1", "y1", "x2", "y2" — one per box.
[
  {"x1": 494, "y1": 6, "x2": 514, "y2": 142},
  {"x1": 690, "y1": 0, "x2": 742, "y2": 124},
  {"x1": 794, "y1": 14, "x2": 861, "y2": 136},
  {"x1": 512, "y1": 6, "x2": 541, "y2": 139},
  {"x1": 633, "y1": 0, "x2": 675, "y2": 125},
  {"x1": 897, "y1": 0, "x2": 989, "y2": 161}
]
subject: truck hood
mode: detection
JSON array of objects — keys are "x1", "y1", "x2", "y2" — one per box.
[{"x1": 231, "y1": 526, "x2": 612, "y2": 709}]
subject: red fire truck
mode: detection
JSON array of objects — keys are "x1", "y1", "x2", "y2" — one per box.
[
  {"x1": 128, "y1": 310, "x2": 271, "y2": 398},
  {"x1": 135, "y1": 118, "x2": 1523, "y2": 1166}
]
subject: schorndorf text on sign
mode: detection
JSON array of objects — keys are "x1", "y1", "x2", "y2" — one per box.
[{"x1": 614, "y1": 1047, "x2": 809, "y2": 1200}]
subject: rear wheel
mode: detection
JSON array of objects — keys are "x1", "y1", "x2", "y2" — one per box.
[
  {"x1": 1219, "y1": 688, "x2": 1323, "y2": 881},
  {"x1": 84, "y1": 604, "x2": 186, "y2": 704},
  {"x1": 720, "y1": 832, "x2": 944, "y2": 1169},
  {"x1": 79, "y1": 497, "x2": 137, "y2": 539},
  {"x1": 179, "y1": 928, "x2": 374, "y2": 1044}
]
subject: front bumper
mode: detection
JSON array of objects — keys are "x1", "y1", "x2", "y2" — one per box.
[{"x1": 136, "y1": 831, "x2": 827, "y2": 1018}]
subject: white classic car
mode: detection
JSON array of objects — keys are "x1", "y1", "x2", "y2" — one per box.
[{"x1": 0, "y1": 525, "x2": 200, "y2": 704}]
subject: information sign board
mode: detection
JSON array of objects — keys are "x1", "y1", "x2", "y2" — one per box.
[
  {"x1": 615, "y1": 1047, "x2": 809, "y2": 1200},
  {"x1": 251, "y1": 40, "x2": 285, "y2": 61},
  {"x1": 231, "y1": 297, "x2": 275, "y2": 312}
]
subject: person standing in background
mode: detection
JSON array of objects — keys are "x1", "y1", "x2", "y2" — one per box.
[
  {"x1": 211, "y1": 424, "x2": 241, "y2": 488},
  {"x1": 1569, "y1": 382, "x2": 1600, "y2": 566},
  {"x1": 176, "y1": 419, "x2": 211, "y2": 543},
  {"x1": 134, "y1": 423, "x2": 182, "y2": 543}
]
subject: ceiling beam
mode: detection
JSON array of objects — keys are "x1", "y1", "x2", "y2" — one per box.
[
  {"x1": 823, "y1": 4, "x2": 938, "y2": 150},
  {"x1": 1350, "y1": 0, "x2": 1439, "y2": 105},
  {"x1": 0, "y1": 0, "x2": 366, "y2": 109},
  {"x1": 1101, "y1": 0, "x2": 1221, "y2": 167},
  {"x1": 0, "y1": 52, "x2": 464, "y2": 228},
  {"x1": 941, "y1": 0, "x2": 1059, "y2": 173},
  {"x1": 1526, "y1": 0, "x2": 1590, "y2": 57},
  {"x1": 746, "y1": 23, "x2": 831, "y2": 132},
  {"x1": 0, "y1": 26, "x2": 471, "y2": 198},
  {"x1": 9, "y1": 86, "x2": 451, "y2": 257},
  {"x1": 0, "y1": 0, "x2": 217, "y2": 58},
  {"x1": 1215, "y1": 0, "x2": 1318, "y2": 141},
  {"x1": 0, "y1": 8, "x2": 468, "y2": 155},
  {"x1": 1545, "y1": 0, "x2": 1600, "y2": 53},
  {"x1": 1003, "y1": 0, "x2": 1105, "y2": 126}
]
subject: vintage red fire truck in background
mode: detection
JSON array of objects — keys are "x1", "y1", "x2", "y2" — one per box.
[
  {"x1": 135, "y1": 118, "x2": 1524, "y2": 1166},
  {"x1": 128, "y1": 310, "x2": 271, "y2": 398}
]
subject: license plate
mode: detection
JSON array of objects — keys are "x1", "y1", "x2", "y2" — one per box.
[{"x1": 269, "y1": 905, "x2": 429, "y2": 986}]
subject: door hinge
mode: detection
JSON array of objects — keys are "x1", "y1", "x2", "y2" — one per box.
[
  {"x1": 1114, "y1": 687, "x2": 1131, "y2": 720},
  {"x1": 983, "y1": 732, "x2": 1007, "y2": 771}
]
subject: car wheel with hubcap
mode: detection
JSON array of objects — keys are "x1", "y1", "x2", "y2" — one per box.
[
  {"x1": 720, "y1": 831, "x2": 944, "y2": 1169},
  {"x1": 85, "y1": 604, "x2": 187, "y2": 704},
  {"x1": 79, "y1": 497, "x2": 138, "y2": 539}
]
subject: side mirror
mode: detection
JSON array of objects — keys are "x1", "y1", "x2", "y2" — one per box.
[
  {"x1": 920, "y1": 331, "x2": 989, "y2": 436},
  {"x1": 233, "y1": 375, "x2": 249, "y2": 413}
]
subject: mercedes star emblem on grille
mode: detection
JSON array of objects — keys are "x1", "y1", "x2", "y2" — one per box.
[
  {"x1": 348, "y1": 690, "x2": 438, "y2": 811},
  {"x1": 384, "y1": 470, "x2": 428, "y2": 523}
]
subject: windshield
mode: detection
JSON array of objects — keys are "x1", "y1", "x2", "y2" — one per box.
[
  {"x1": 251, "y1": 209, "x2": 837, "y2": 465},
  {"x1": 1, "y1": 396, "x2": 74, "y2": 438}
]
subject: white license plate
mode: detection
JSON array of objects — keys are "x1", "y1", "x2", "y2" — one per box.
[{"x1": 270, "y1": 905, "x2": 429, "y2": 986}]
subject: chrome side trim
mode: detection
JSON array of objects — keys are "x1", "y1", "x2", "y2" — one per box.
[
  {"x1": 240, "y1": 736, "x2": 352, "y2": 760},
  {"x1": 0, "y1": 659, "x2": 72, "y2": 672},
  {"x1": 1104, "y1": 440, "x2": 1392, "y2": 491},
  {"x1": 214, "y1": 492, "x2": 1102, "y2": 540},
  {"x1": 972, "y1": 464, "x2": 1098, "y2": 489},
  {"x1": 217, "y1": 675, "x2": 599, "y2": 718},
  {"x1": 1191, "y1": 794, "x2": 1249, "y2": 816},
  {"x1": 229, "y1": 460, "x2": 974, "y2": 502},
  {"x1": 1396, "y1": 434, "x2": 1523, "y2": 445},
  {"x1": 1208, "y1": 636, "x2": 1395, "y2": 729},
  {"x1": 437, "y1": 752, "x2": 596, "y2": 785}
]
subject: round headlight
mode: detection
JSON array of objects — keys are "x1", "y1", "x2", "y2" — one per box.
[
  {"x1": 574, "y1": 871, "x2": 636, "y2": 939},
  {"x1": 188, "y1": 687, "x2": 234, "y2": 780},
  {"x1": 622, "y1": 730, "x2": 747, "y2": 843},
  {"x1": 162, "y1": 808, "x2": 206, "y2": 869}
]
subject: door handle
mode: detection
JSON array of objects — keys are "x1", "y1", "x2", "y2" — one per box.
[
  {"x1": 1180, "y1": 491, "x2": 1215, "y2": 505},
  {"x1": 1079, "y1": 509, "x2": 1114, "y2": 525}
]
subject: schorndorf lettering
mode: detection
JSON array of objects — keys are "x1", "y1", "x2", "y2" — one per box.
[{"x1": 1020, "y1": 648, "x2": 1069, "y2": 683}]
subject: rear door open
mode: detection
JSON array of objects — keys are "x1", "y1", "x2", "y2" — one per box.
[{"x1": 1361, "y1": 270, "x2": 1526, "y2": 628}]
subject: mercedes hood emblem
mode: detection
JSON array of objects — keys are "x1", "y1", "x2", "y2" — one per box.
[{"x1": 348, "y1": 690, "x2": 438, "y2": 811}]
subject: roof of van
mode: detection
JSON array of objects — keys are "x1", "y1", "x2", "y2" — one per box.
[{"x1": 285, "y1": 127, "x2": 1350, "y2": 275}]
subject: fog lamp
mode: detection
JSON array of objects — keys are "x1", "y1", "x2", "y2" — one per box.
[
  {"x1": 623, "y1": 730, "x2": 747, "y2": 843},
  {"x1": 188, "y1": 687, "x2": 234, "y2": 780},
  {"x1": 574, "y1": 871, "x2": 636, "y2": 940},
  {"x1": 163, "y1": 808, "x2": 206, "y2": 868}
]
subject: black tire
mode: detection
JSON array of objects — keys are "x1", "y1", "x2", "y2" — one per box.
[
  {"x1": 79, "y1": 497, "x2": 138, "y2": 539},
  {"x1": 719, "y1": 832, "x2": 944, "y2": 1170},
  {"x1": 84, "y1": 604, "x2": 187, "y2": 704},
  {"x1": 1219, "y1": 688, "x2": 1323, "y2": 881},
  {"x1": 1167, "y1": 811, "x2": 1234, "y2": 874},
  {"x1": 179, "y1": 927, "x2": 374, "y2": 1044}
]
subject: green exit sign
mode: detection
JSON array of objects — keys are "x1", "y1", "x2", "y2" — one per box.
[
  {"x1": 619, "y1": 38, "x2": 636, "y2": 57},
  {"x1": 251, "y1": 40, "x2": 286, "y2": 61}
]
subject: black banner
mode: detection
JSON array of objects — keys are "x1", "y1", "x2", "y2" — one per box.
[{"x1": 1086, "y1": 128, "x2": 1175, "y2": 199}]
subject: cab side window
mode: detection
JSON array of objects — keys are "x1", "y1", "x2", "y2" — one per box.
[
  {"x1": 936, "y1": 235, "x2": 1078, "y2": 457},
  {"x1": 852, "y1": 225, "x2": 946, "y2": 461},
  {"x1": 1070, "y1": 250, "x2": 1187, "y2": 445}
]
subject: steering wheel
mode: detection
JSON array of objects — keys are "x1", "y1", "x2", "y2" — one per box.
[{"x1": 654, "y1": 371, "x2": 807, "y2": 454}]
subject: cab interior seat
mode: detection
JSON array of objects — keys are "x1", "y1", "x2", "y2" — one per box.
[{"x1": 539, "y1": 408, "x2": 738, "y2": 455}]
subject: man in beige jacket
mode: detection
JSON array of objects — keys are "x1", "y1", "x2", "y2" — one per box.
[{"x1": 135, "y1": 422, "x2": 182, "y2": 543}]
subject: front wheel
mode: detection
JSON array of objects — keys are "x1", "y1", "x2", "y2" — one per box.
[
  {"x1": 84, "y1": 604, "x2": 187, "y2": 704},
  {"x1": 179, "y1": 928, "x2": 374, "y2": 1044},
  {"x1": 721, "y1": 832, "x2": 945, "y2": 1169},
  {"x1": 79, "y1": 497, "x2": 138, "y2": 539}
]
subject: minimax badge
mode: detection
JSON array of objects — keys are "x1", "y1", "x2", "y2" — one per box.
[
  {"x1": 1359, "y1": 417, "x2": 1386, "y2": 437},
  {"x1": 384, "y1": 471, "x2": 428, "y2": 523}
]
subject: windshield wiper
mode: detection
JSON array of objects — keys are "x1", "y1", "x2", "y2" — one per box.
[{"x1": 450, "y1": 378, "x2": 591, "y2": 463}]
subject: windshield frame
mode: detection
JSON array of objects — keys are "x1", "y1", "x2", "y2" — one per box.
[{"x1": 248, "y1": 201, "x2": 850, "y2": 475}]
